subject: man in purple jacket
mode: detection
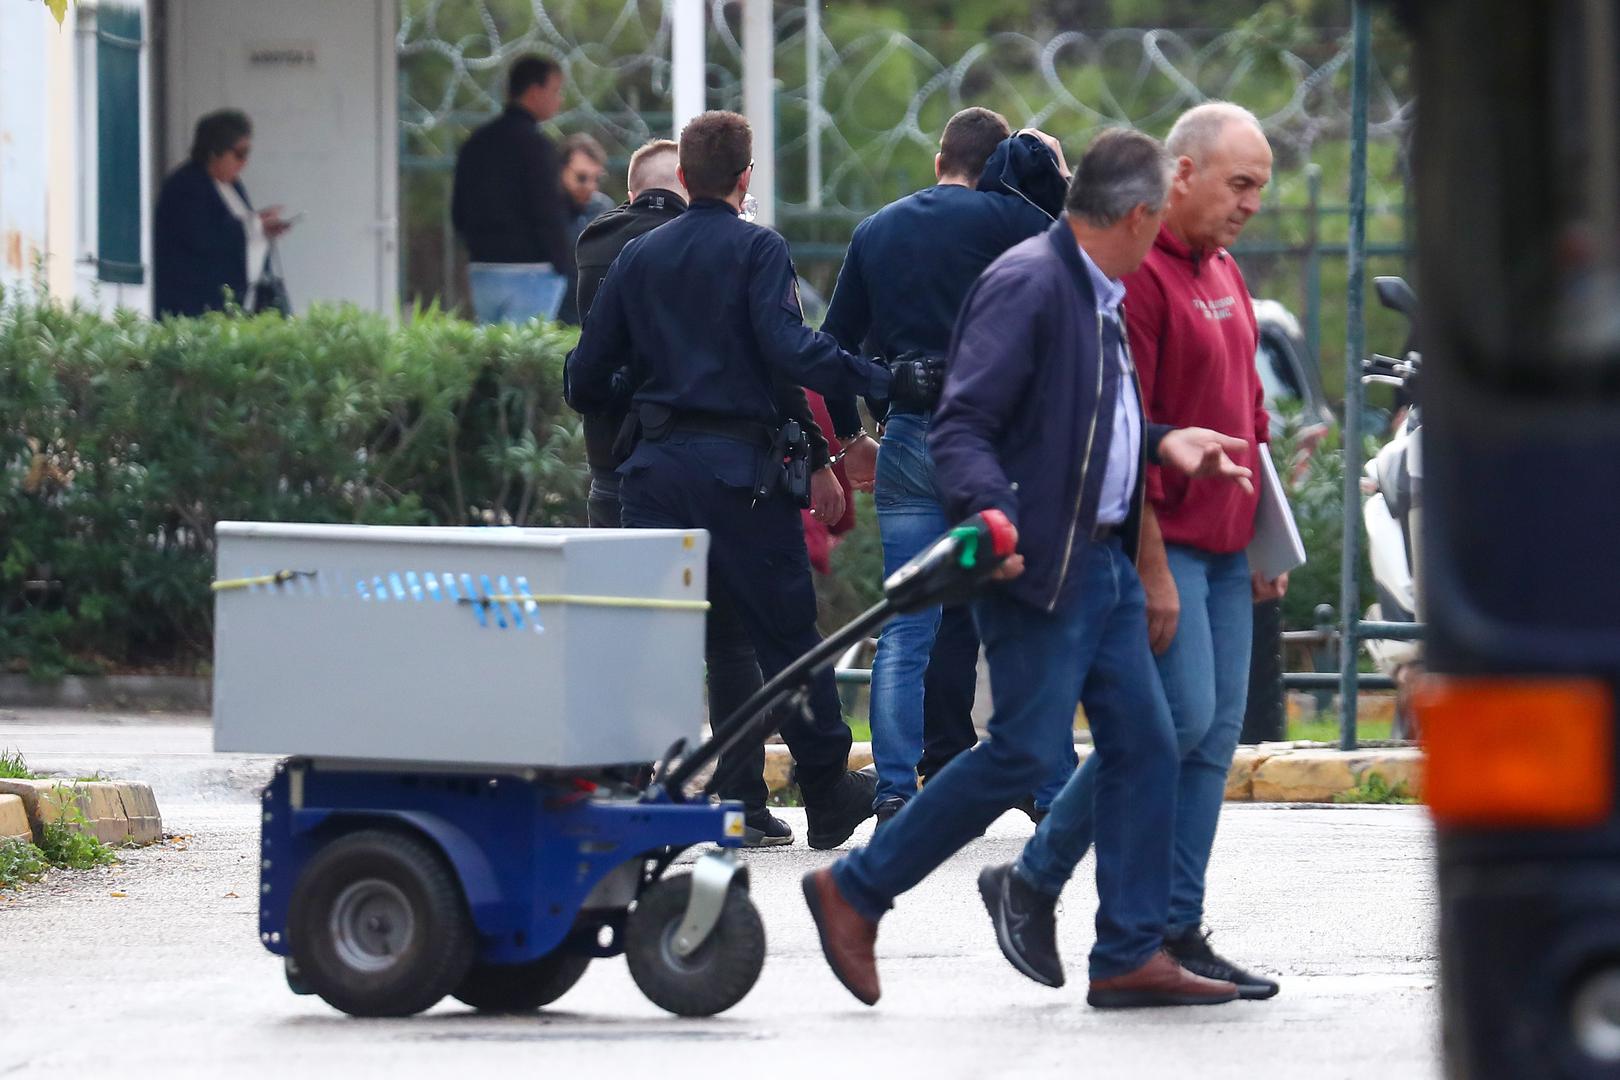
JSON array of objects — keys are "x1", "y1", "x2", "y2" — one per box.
[{"x1": 803, "y1": 129, "x2": 1256, "y2": 1009}]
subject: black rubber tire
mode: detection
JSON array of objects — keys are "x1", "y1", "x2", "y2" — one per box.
[
  {"x1": 625, "y1": 873, "x2": 765, "y2": 1017},
  {"x1": 287, "y1": 828, "x2": 475, "y2": 1017},
  {"x1": 452, "y1": 950, "x2": 592, "y2": 1012}
]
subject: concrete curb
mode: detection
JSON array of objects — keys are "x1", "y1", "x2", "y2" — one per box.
[
  {"x1": 0, "y1": 793, "x2": 30, "y2": 842},
  {"x1": 0, "y1": 674, "x2": 210, "y2": 713},
  {"x1": 764, "y1": 742, "x2": 1423, "y2": 803},
  {"x1": 0, "y1": 778, "x2": 164, "y2": 847}
]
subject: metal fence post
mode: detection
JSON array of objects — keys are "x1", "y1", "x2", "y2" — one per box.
[
  {"x1": 1305, "y1": 162, "x2": 1323, "y2": 367},
  {"x1": 805, "y1": 0, "x2": 823, "y2": 210},
  {"x1": 1312, "y1": 604, "x2": 1337, "y2": 719},
  {"x1": 1338, "y1": 0, "x2": 1372, "y2": 752}
]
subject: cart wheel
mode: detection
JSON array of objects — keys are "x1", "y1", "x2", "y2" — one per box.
[
  {"x1": 625, "y1": 872, "x2": 765, "y2": 1017},
  {"x1": 452, "y1": 950, "x2": 592, "y2": 1012},
  {"x1": 288, "y1": 828, "x2": 475, "y2": 1017}
]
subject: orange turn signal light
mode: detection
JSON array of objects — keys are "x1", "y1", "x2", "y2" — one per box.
[{"x1": 1417, "y1": 676, "x2": 1613, "y2": 828}]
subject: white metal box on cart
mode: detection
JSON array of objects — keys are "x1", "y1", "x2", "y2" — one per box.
[{"x1": 212, "y1": 522, "x2": 709, "y2": 768}]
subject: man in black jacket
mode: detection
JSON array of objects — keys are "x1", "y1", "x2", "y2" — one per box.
[
  {"x1": 451, "y1": 56, "x2": 573, "y2": 323},
  {"x1": 575, "y1": 139, "x2": 689, "y2": 527}
]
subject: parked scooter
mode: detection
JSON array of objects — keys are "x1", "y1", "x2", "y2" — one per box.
[{"x1": 1361, "y1": 276, "x2": 1423, "y2": 738}]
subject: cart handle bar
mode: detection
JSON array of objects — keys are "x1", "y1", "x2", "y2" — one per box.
[{"x1": 658, "y1": 510, "x2": 1015, "y2": 800}]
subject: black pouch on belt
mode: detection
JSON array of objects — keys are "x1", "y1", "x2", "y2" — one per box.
[
  {"x1": 781, "y1": 420, "x2": 811, "y2": 508},
  {"x1": 611, "y1": 408, "x2": 643, "y2": 465},
  {"x1": 752, "y1": 419, "x2": 811, "y2": 507},
  {"x1": 636, "y1": 402, "x2": 677, "y2": 442}
]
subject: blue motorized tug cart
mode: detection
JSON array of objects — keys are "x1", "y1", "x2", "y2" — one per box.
[{"x1": 213, "y1": 511, "x2": 1014, "y2": 1018}]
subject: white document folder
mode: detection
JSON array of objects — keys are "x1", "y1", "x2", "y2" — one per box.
[{"x1": 1247, "y1": 450, "x2": 1307, "y2": 580}]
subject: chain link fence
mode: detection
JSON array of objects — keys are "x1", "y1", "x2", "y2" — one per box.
[{"x1": 398, "y1": 1, "x2": 1414, "y2": 384}]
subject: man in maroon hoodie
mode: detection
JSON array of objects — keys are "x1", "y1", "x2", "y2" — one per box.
[{"x1": 981, "y1": 102, "x2": 1291, "y2": 1001}]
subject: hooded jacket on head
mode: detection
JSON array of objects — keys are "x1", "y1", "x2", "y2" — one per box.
[{"x1": 977, "y1": 132, "x2": 1068, "y2": 221}]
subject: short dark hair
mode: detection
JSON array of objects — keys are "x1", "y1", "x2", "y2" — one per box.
[
  {"x1": 189, "y1": 109, "x2": 252, "y2": 168},
  {"x1": 561, "y1": 132, "x2": 607, "y2": 167},
  {"x1": 937, "y1": 107, "x2": 1011, "y2": 180},
  {"x1": 679, "y1": 111, "x2": 752, "y2": 201},
  {"x1": 1064, "y1": 127, "x2": 1174, "y2": 227},
  {"x1": 508, "y1": 55, "x2": 561, "y2": 100}
]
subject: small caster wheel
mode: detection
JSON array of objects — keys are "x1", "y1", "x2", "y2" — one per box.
[
  {"x1": 288, "y1": 828, "x2": 474, "y2": 1017},
  {"x1": 626, "y1": 872, "x2": 764, "y2": 1017},
  {"x1": 453, "y1": 950, "x2": 592, "y2": 1012}
]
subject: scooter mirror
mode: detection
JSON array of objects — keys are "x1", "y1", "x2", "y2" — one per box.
[{"x1": 1374, "y1": 276, "x2": 1418, "y2": 319}]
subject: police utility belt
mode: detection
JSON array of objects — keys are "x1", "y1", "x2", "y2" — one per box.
[{"x1": 630, "y1": 403, "x2": 813, "y2": 508}]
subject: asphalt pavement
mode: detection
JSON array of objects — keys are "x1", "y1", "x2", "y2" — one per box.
[{"x1": 0, "y1": 709, "x2": 1439, "y2": 1079}]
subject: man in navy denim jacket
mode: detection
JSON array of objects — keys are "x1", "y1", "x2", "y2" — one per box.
[
  {"x1": 819, "y1": 108, "x2": 1063, "y2": 825},
  {"x1": 803, "y1": 129, "x2": 1257, "y2": 1010}
]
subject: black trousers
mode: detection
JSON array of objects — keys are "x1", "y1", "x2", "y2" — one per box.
[{"x1": 618, "y1": 437, "x2": 852, "y2": 811}]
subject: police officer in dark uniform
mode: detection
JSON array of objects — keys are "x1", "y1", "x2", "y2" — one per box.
[
  {"x1": 566, "y1": 110, "x2": 931, "y2": 849},
  {"x1": 573, "y1": 135, "x2": 848, "y2": 847}
]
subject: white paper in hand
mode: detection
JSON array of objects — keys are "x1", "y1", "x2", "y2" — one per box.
[{"x1": 1247, "y1": 450, "x2": 1306, "y2": 580}]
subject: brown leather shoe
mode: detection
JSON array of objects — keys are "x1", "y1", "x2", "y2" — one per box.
[
  {"x1": 1087, "y1": 948, "x2": 1240, "y2": 1008},
  {"x1": 802, "y1": 867, "x2": 881, "y2": 1005}
]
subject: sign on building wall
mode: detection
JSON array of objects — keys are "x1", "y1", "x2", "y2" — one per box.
[{"x1": 246, "y1": 41, "x2": 318, "y2": 68}]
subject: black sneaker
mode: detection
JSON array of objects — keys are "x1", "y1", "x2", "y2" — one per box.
[
  {"x1": 1164, "y1": 926, "x2": 1279, "y2": 1000},
  {"x1": 872, "y1": 797, "x2": 905, "y2": 830},
  {"x1": 978, "y1": 862, "x2": 1064, "y2": 988},
  {"x1": 803, "y1": 769, "x2": 878, "y2": 850},
  {"x1": 742, "y1": 808, "x2": 794, "y2": 848}
]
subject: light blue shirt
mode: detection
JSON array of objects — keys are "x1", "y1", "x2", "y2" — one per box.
[{"x1": 1078, "y1": 243, "x2": 1141, "y2": 526}]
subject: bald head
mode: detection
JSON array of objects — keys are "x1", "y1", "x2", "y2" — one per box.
[
  {"x1": 1166, "y1": 102, "x2": 1266, "y2": 165},
  {"x1": 1164, "y1": 101, "x2": 1273, "y2": 253}
]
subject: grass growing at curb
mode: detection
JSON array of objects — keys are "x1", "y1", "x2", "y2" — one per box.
[
  {"x1": 0, "y1": 748, "x2": 37, "y2": 780},
  {"x1": 0, "y1": 838, "x2": 48, "y2": 890},
  {"x1": 1333, "y1": 772, "x2": 1419, "y2": 805},
  {"x1": 39, "y1": 787, "x2": 119, "y2": 869},
  {"x1": 0, "y1": 775, "x2": 122, "y2": 891}
]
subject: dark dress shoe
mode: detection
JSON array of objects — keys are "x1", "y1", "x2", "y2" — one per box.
[
  {"x1": 742, "y1": 808, "x2": 794, "y2": 848},
  {"x1": 1087, "y1": 949, "x2": 1240, "y2": 1008},
  {"x1": 1165, "y1": 926, "x2": 1280, "y2": 1000},
  {"x1": 802, "y1": 867, "x2": 881, "y2": 1005},
  {"x1": 978, "y1": 862, "x2": 1064, "y2": 988},
  {"x1": 803, "y1": 769, "x2": 878, "y2": 850}
]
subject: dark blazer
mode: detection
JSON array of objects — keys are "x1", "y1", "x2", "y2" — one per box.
[
  {"x1": 930, "y1": 218, "x2": 1171, "y2": 612},
  {"x1": 153, "y1": 161, "x2": 251, "y2": 318},
  {"x1": 450, "y1": 106, "x2": 573, "y2": 269}
]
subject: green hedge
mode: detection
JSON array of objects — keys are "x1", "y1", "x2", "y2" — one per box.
[{"x1": 0, "y1": 290, "x2": 583, "y2": 678}]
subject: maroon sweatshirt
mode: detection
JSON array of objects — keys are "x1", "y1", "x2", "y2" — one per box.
[{"x1": 1122, "y1": 224, "x2": 1268, "y2": 555}]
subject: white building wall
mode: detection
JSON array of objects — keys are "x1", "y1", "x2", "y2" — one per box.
[
  {"x1": 0, "y1": 0, "x2": 54, "y2": 297},
  {"x1": 0, "y1": 0, "x2": 154, "y2": 313}
]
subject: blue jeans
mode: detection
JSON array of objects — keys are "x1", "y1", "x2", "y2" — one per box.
[
  {"x1": 835, "y1": 538, "x2": 1179, "y2": 980},
  {"x1": 467, "y1": 263, "x2": 566, "y2": 324},
  {"x1": 867, "y1": 413, "x2": 1074, "y2": 808},
  {"x1": 1018, "y1": 544, "x2": 1254, "y2": 935}
]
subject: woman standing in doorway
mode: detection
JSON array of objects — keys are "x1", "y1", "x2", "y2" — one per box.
[{"x1": 154, "y1": 109, "x2": 292, "y2": 317}]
